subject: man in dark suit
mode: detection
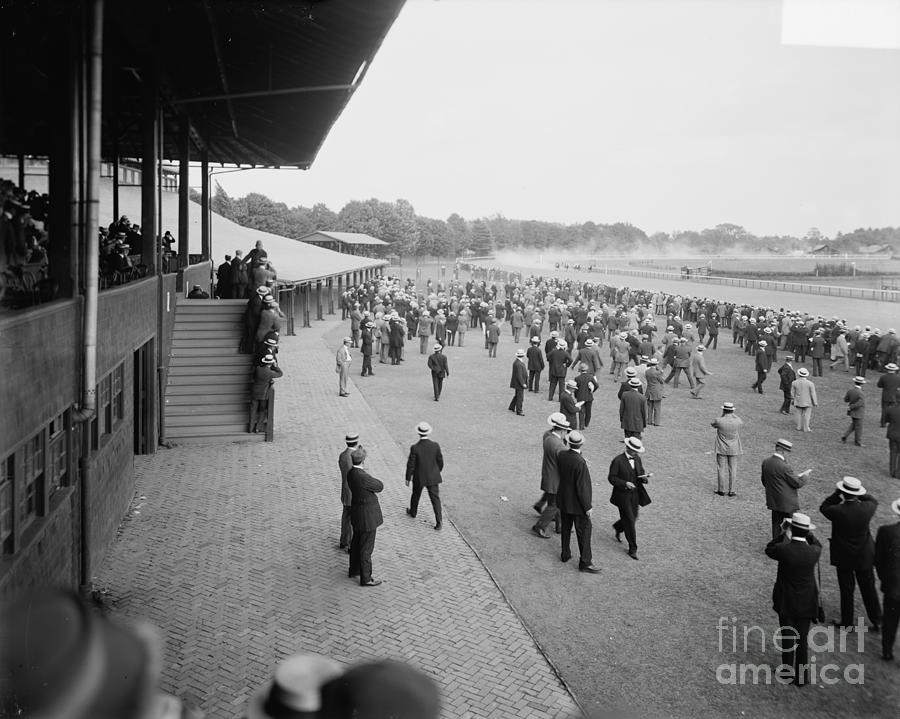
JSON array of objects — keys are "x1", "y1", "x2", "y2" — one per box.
[
  {"x1": 508, "y1": 348, "x2": 528, "y2": 416},
  {"x1": 885, "y1": 402, "x2": 900, "y2": 478},
  {"x1": 778, "y1": 358, "x2": 796, "y2": 415},
  {"x1": 619, "y1": 378, "x2": 647, "y2": 439},
  {"x1": 841, "y1": 376, "x2": 867, "y2": 446},
  {"x1": 608, "y1": 437, "x2": 652, "y2": 560},
  {"x1": 559, "y1": 379, "x2": 581, "y2": 430},
  {"x1": 875, "y1": 497, "x2": 900, "y2": 660},
  {"x1": 337, "y1": 432, "x2": 360, "y2": 552},
  {"x1": 526, "y1": 336, "x2": 545, "y2": 393},
  {"x1": 761, "y1": 439, "x2": 811, "y2": 538},
  {"x1": 820, "y1": 477, "x2": 882, "y2": 631},
  {"x1": 426, "y1": 343, "x2": 449, "y2": 401},
  {"x1": 765, "y1": 512, "x2": 822, "y2": 686},
  {"x1": 547, "y1": 340, "x2": 571, "y2": 401},
  {"x1": 532, "y1": 412, "x2": 569, "y2": 538},
  {"x1": 573, "y1": 363, "x2": 597, "y2": 429},
  {"x1": 556, "y1": 432, "x2": 600, "y2": 573},
  {"x1": 751, "y1": 340, "x2": 771, "y2": 393},
  {"x1": 405, "y1": 422, "x2": 444, "y2": 530},
  {"x1": 348, "y1": 447, "x2": 384, "y2": 587}
]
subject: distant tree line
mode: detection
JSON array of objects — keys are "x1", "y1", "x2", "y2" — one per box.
[{"x1": 192, "y1": 184, "x2": 900, "y2": 258}]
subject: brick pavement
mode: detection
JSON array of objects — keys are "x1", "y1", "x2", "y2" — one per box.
[{"x1": 92, "y1": 317, "x2": 582, "y2": 719}]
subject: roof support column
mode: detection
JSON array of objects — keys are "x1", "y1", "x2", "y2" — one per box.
[
  {"x1": 201, "y1": 149, "x2": 210, "y2": 262},
  {"x1": 177, "y1": 120, "x2": 190, "y2": 272},
  {"x1": 316, "y1": 280, "x2": 323, "y2": 321},
  {"x1": 140, "y1": 61, "x2": 158, "y2": 274}
]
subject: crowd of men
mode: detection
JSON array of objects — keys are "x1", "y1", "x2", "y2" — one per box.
[{"x1": 329, "y1": 266, "x2": 900, "y2": 681}]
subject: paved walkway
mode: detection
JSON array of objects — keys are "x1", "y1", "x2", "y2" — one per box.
[{"x1": 93, "y1": 317, "x2": 581, "y2": 719}]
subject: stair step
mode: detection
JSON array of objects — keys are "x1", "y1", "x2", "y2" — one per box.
[
  {"x1": 165, "y1": 402, "x2": 248, "y2": 415},
  {"x1": 165, "y1": 423, "x2": 258, "y2": 438},
  {"x1": 169, "y1": 362, "x2": 252, "y2": 374},
  {"x1": 168, "y1": 433, "x2": 266, "y2": 444},
  {"x1": 171, "y1": 320, "x2": 246, "y2": 332},
  {"x1": 164, "y1": 379, "x2": 250, "y2": 392},
  {"x1": 165, "y1": 391, "x2": 248, "y2": 404},
  {"x1": 164, "y1": 412, "x2": 249, "y2": 427},
  {"x1": 170, "y1": 346, "x2": 245, "y2": 357},
  {"x1": 175, "y1": 314, "x2": 246, "y2": 324}
]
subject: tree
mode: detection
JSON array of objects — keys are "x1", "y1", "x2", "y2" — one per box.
[
  {"x1": 470, "y1": 220, "x2": 493, "y2": 256},
  {"x1": 446, "y1": 213, "x2": 471, "y2": 256}
]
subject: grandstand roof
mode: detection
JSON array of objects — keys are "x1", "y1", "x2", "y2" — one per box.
[
  {"x1": 1, "y1": 0, "x2": 406, "y2": 168},
  {"x1": 299, "y1": 231, "x2": 390, "y2": 246},
  {"x1": 111, "y1": 184, "x2": 385, "y2": 283}
]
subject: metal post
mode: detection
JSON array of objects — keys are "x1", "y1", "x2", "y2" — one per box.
[
  {"x1": 327, "y1": 277, "x2": 335, "y2": 314},
  {"x1": 303, "y1": 284, "x2": 311, "y2": 328},
  {"x1": 140, "y1": 62, "x2": 158, "y2": 273},
  {"x1": 112, "y1": 133, "x2": 119, "y2": 223},
  {"x1": 177, "y1": 119, "x2": 190, "y2": 272},
  {"x1": 201, "y1": 149, "x2": 210, "y2": 262},
  {"x1": 265, "y1": 386, "x2": 275, "y2": 442},
  {"x1": 316, "y1": 279, "x2": 323, "y2": 320}
]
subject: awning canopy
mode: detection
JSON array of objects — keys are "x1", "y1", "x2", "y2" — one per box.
[
  {"x1": 0, "y1": 0, "x2": 406, "y2": 168},
  {"x1": 300, "y1": 231, "x2": 390, "y2": 247}
]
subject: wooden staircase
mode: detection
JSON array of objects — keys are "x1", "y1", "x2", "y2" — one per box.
[{"x1": 163, "y1": 299, "x2": 263, "y2": 443}]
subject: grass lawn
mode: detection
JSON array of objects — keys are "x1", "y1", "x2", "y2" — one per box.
[{"x1": 326, "y1": 265, "x2": 898, "y2": 719}]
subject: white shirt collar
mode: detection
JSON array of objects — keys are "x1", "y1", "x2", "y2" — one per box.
[{"x1": 773, "y1": 452, "x2": 785, "y2": 460}]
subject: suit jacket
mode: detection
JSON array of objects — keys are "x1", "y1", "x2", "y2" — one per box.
[
  {"x1": 875, "y1": 522, "x2": 900, "y2": 600},
  {"x1": 619, "y1": 389, "x2": 646, "y2": 432},
  {"x1": 574, "y1": 372, "x2": 596, "y2": 402},
  {"x1": 336, "y1": 344, "x2": 352, "y2": 367},
  {"x1": 559, "y1": 391, "x2": 579, "y2": 427},
  {"x1": 778, "y1": 363, "x2": 796, "y2": 392},
  {"x1": 644, "y1": 366, "x2": 665, "y2": 401},
  {"x1": 556, "y1": 449, "x2": 592, "y2": 515},
  {"x1": 710, "y1": 414, "x2": 744, "y2": 456},
  {"x1": 765, "y1": 533, "x2": 822, "y2": 618},
  {"x1": 510, "y1": 359, "x2": 527, "y2": 389},
  {"x1": 844, "y1": 386, "x2": 865, "y2": 418},
  {"x1": 541, "y1": 430, "x2": 567, "y2": 493},
  {"x1": 548, "y1": 347, "x2": 571, "y2": 378},
  {"x1": 760, "y1": 454, "x2": 806, "y2": 513},
  {"x1": 819, "y1": 492, "x2": 877, "y2": 569},
  {"x1": 348, "y1": 466, "x2": 384, "y2": 531},
  {"x1": 790, "y1": 378, "x2": 818, "y2": 408},
  {"x1": 338, "y1": 447, "x2": 353, "y2": 506},
  {"x1": 877, "y1": 373, "x2": 900, "y2": 403},
  {"x1": 690, "y1": 352, "x2": 709, "y2": 377},
  {"x1": 526, "y1": 345, "x2": 545, "y2": 372},
  {"x1": 251, "y1": 365, "x2": 282, "y2": 400},
  {"x1": 755, "y1": 350, "x2": 771, "y2": 373},
  {"x1": 608, "y1": 452, "x2": 650, "y2": 509},
  {"x1": 427, "y1": 352, "x2": 449, "y2": 378},
  {"x1": 406, "y1": 439, "x2": 443, "y2": 486},
  {"x1": 886, "y1": 404, "x2": 900, "y2": 440}
]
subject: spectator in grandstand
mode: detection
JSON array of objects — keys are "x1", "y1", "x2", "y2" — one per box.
[{"x1": 249, "y1": 353, "x2": 282, "y2": 433}]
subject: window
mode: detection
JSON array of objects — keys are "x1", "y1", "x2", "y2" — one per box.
[
  {"x1": 48, "y1": 411, "x2": 69, "y2": 497},
  {"x1": 113, "y1": 364, "x2": 124, "y2": 423},
  {"x1": 99, "y1": 374, "x2": 112, "y2": 436},
  {"x1": 18, "y1": 432, "x2": 45, "y2": 530},
  {"x1": 0, "y1": 456, "x2": 13, "y2": 553}
]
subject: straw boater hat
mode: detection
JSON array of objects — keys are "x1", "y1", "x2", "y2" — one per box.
[
  {"x1": 433, "y1": 343, "x2": 442, "y2": 351},
  {"x1": 345, "y1": 432, "x2": 359, "y2": 446},
  {"x1": 775, "y1": 438, "x2": 793, "y2": 452},
  {"x1": 625, "y1": 367, "x2": 637, "y2": 377},
  {"x1": 788, "y1": 512, "x2": 816, "y2": 531},
  {"x1": 416, "y1": 422, "x2": 432, "y2": 437},
  {"x1": 648, "y1": 358, "x2": 658, "y2": 365},
  {"x1": 722, "y1": 402, "x2": 735, "y2": 412},
  {"x1": 624, "y1": 437, "x2": 645, "y2": 453},
  {"x1": 836, "y1": 476, "x2": 866, "y2": 495},
  {"x1": 530, "y1": 336, "x2": 540, "y2": 343},
  {"x1": 565, "y1": 379, "x2": 577, "y2": 389},
  {"x1": 797, "y1": 367, "x2": 809, "y2": 377},
  {"x1": 853, "y1": 376, "x2": 867, "y2": 385},
  {"x1": 567, "y1": 431, "x2": 584, "y2": 448},
  {"x1": 516, "y1": 348, "x2": 525, "y2": 357},
  {"x1": 247, "y1": 653, "x2": 344, "y2": 719},
  {"x1": 757, "y1": 340, "x2": 767, "y2": 347},
  {"x1": 886, "y1": 363, "x2": 899, "y2": 372},
  {"x1": 547, "y1": 412, "x2": 570, "y2": 429},
  {"x1": 628, "y1": 378, "x2": 642, "y2": 387}
]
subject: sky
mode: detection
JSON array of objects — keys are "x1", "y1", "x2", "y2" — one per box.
[{"x1": 209, "y1": 0, "x2": 900, "y2": 239}]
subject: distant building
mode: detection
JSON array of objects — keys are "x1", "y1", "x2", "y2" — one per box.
[
  {"x1": 809, "y1": 244, "x2": 839, "y2": 255},
  {"x1": 298, "y1": 231, "x2": 391, "y2": 258}
]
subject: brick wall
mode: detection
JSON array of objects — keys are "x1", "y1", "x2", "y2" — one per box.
[{"x1": 0, "y1": 277, "x2": 167, "y2": 596}]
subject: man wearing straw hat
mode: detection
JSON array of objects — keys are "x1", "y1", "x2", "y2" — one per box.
[
  {"x1": 764, "y1": 512, "x2": 822, "y2": 686},
  {"x1": 608, "y1": 437, "x2": 652, "y2": 561},
  {"x1": 790, "y1": 367, "x2": 818, "y2": 433},
  {"x1": 405, "y1": 422, "x2": 444, "y2": 531},
  {"x1": 508, "y1": 348, "x2": 528, "y2": 416},
  {"x1": 532, "y1": 413, "x2": 569, "y2": 538},
  {"x1": 875, "y1": 497, "x2": 900, "y2": 661},
  {"x1": 337, "y1": 432, "x2": 361, "y2": 553},
  {"x1": 840, "y1": 376, "x2": 867, "y2": 446},
  {"x1": 348, "y1": 447, "x2": 384, "y2": 587},
  {"x1": 819, "y1": 477, "x2": 882, "y2": 631},
  {"x1": 761, "y1": 439, "x2": 811, "y2": 539},
  {"x1": 710, "y1": 402, "x2": 743, "y2": 497},
  {"x1": 556, "y1": 431, "x2": 601, "y2": 573},
  {"x1": 876, "y1": 362, "x2": 900, "y2": 428}
]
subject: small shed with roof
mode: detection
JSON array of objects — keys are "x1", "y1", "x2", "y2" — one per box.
[{"x1": 299, "y1": 231, "x2": 391, "y2": 257}]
